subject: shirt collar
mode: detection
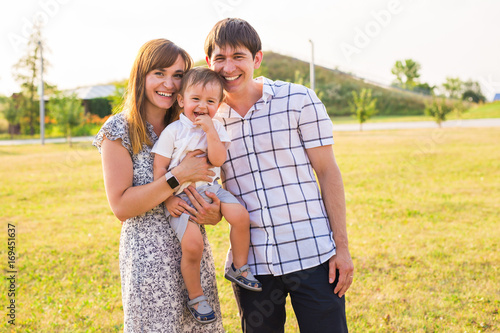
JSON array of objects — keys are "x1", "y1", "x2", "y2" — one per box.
[
  {"x1": 179, "y1": 113, "x2": 196, "y2": 128},
  {"x1": 216, "y1": 77, "x2": 276, "y2": 119},
  {"x1": 260, "y1": 77, "x2": 275, "y2": 103}
]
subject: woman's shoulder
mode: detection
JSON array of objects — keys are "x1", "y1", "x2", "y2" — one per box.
[
  {"x1": 105, "y1": 112, "x2": 128, "y2": 129},
  {"x1": 93, "y1": 112, "x2": 132, "y2": 154}
]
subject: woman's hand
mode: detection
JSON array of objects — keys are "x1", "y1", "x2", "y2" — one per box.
[
  {"x1": 172, "y1": 150, "x2": 215, "y2": 184},
  {"x1": 181, "y1": 186, "x2": 222, "y2": 226},
  {"x1": 165, "y1": 196, "x2": 186, "y2": 218}
]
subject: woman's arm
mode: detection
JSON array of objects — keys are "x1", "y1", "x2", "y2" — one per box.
[{"x1": 101, "y1": 138, "x2": 214, "y2": 221}]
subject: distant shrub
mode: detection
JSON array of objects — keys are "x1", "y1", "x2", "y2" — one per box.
[{"x1": 86, "y1": 97, "x2": 112, "y2": 118}]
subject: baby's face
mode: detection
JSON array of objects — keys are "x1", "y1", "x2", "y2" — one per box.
[{"x1": 178, "y1": 82, "x2": 222, "y2": 122}]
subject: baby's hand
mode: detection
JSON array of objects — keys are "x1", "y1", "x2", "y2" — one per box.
[
  {"x1": 193, "y1": 114, "x2": 214, "y2": 133},
  {"x1": 165, "y1": 196, "x2": 186, "y2": 217}
]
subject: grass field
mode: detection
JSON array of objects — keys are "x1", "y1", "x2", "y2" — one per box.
[
  {"x1": 332, "y1": 101, "x2": 500, "y2": 124},
  {"x1": 0, "y1": 127, "x2": 499, "y2": 332}
]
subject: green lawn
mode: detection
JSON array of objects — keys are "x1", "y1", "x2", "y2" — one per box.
[
  {"x1": 0, "y1": 127, "x2": 499, "y2": 332},
  {"x1": 331, "y1": 101, "x2": 500, "y2": 124}
]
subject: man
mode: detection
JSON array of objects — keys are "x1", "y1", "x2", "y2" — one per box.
[{"x1": 205, "y1": 18, "x2": 354, "y2": 332}]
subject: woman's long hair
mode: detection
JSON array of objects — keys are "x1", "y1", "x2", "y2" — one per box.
[{"x1": 123, "y1": 39, "x2": 192, "y2": 154}]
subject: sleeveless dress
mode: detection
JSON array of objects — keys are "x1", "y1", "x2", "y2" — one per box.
[{"x1": 93, "y1": 113, "x2": 224, "y2": 333}]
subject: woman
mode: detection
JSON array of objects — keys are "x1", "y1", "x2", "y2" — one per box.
[{"x1": 93, "y1": 39, "x2": 224, "y2": 332}]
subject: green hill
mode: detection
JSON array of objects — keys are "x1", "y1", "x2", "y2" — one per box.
[{"x1": 255, "y1": 52, "x2": 433, "y2": 116}]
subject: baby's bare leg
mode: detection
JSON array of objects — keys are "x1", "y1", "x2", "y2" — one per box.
[
  {"x1": 221, "y1": 203, "x2": 251, "y2": 271},
  {"x1": 181, "y1": 220, "x2": 204, "y2": 302}
]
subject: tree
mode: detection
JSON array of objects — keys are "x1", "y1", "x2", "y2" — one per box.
[
  {"x1": 0, "y1": 96, "x2": 21, "y2": 139},
  {"x1": 349, "y1": 88, "x2": 378, "y2": 131},
  {"x1": 49, "y1": 93, "x2": 84, "y2": 146},
  {"x1": 442, "y1": 77, "x2": 463, "y2": 99},
  {"x1": 452, "y1": 100, "x2": 468, "y2": 119},
  {"x1": 12, "y1": 23, "x2": 50, "y2": 136},
  {"x1": 391, "y1": 59, "x2": 421, "y2": 90},
  {"x1": 462, "y1": 80, "x2": 485, "y2": 103},
  {"x1": 425, "y1": 98, "x2": 452, "y2": 127},
  {"x1": 413, "y1": 82, "x2": 435, "y2": 95},
  {"x1": 108, "y1": 80, "x2": 128, "y2": 114}
]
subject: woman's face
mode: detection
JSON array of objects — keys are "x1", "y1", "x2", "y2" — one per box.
[{"x1": 144, "y1": 55, "x2": 185, "y2": 113}]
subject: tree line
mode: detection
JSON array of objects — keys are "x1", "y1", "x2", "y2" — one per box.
[
  {"x1": 255, "y1": 54, "x2": 486, "y2": 130},
  {"x1": 1, "y1": 27, "x2": 488, "y2": 138},
  {"x1": 0, "y1": 25, "x2": 124, "y2": 143}
]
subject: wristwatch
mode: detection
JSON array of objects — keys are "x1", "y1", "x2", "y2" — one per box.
[{"x1": 165, "y1": 171, "x2": 180, "y2": 189}]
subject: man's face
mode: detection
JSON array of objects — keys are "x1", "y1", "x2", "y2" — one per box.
[{"x1": 206, "y1": 44, "x2": 262, "y2": 95}]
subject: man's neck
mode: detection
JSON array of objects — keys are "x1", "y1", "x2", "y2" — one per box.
[{"x1": 225, "y1": 79, "x2": 264, "y2": 118}]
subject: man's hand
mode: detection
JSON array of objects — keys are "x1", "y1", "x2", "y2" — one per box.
[
  {"x1": 329, "y1": 248, "x2": 354, "y2": 298},
  {"x1": 181, "y1": 186, "x2": 222, "y2": 225}
]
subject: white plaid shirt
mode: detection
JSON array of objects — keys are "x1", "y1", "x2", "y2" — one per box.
[{"x1": 215, "y1": 77, "x2": 336, "y2": 276}]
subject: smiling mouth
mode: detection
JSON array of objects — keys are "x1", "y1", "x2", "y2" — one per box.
[
  {"x1": 194, "y1": 112, "x2": 206, "y2": 117},
  {"x1": 156, "y1": 91, "x2": 173, "y2": 97},
  {"x1": 224, "y1": 75, "x2": 241, "y2": 82}
]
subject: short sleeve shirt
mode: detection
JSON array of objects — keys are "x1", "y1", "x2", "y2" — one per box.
[
  {"x1": 214, "y1": 77, "x2": 337, "y2": 276},
  {"x1": 152, "y1": 113, "x2": 231, "y2": 194}
]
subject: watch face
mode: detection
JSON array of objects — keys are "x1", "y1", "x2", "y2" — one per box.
[{"x1": 167, "y1": 176, "x2": 179, "y2": 189}]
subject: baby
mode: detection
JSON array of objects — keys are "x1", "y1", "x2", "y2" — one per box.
[{"x1": 152, "y1": 67, "x2": 261, "y2": 324}]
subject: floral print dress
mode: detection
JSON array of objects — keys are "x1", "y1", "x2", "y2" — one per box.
[{"x1": 93, "y1": 113, "x2": 224, "y2": 333}]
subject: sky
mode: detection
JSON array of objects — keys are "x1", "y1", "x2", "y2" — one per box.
[{"x1": 1, "y1": 0, "x2": 499, "y2": 100}]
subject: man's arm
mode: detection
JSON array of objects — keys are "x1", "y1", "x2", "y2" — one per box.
[{"x1": 306, "y1": 145, "x2": 354, "y2": 298}]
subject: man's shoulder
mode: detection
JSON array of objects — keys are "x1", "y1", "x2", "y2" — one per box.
[{"x1": 263, "y1": 78, "x2": 310, "y2": 98}]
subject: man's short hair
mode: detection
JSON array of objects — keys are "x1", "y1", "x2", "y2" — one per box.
[{"x1": 204, "y1": 18, "x2": 262, "y2": 59}]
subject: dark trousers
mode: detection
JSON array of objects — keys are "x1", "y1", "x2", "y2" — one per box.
[{"x1": 232, "y1": 262, "x2": 348, "y2": 333}]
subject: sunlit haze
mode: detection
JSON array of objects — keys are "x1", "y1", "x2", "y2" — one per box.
[{"x1": 1, "y1": 0, "x2": 499, "y2": 99}]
